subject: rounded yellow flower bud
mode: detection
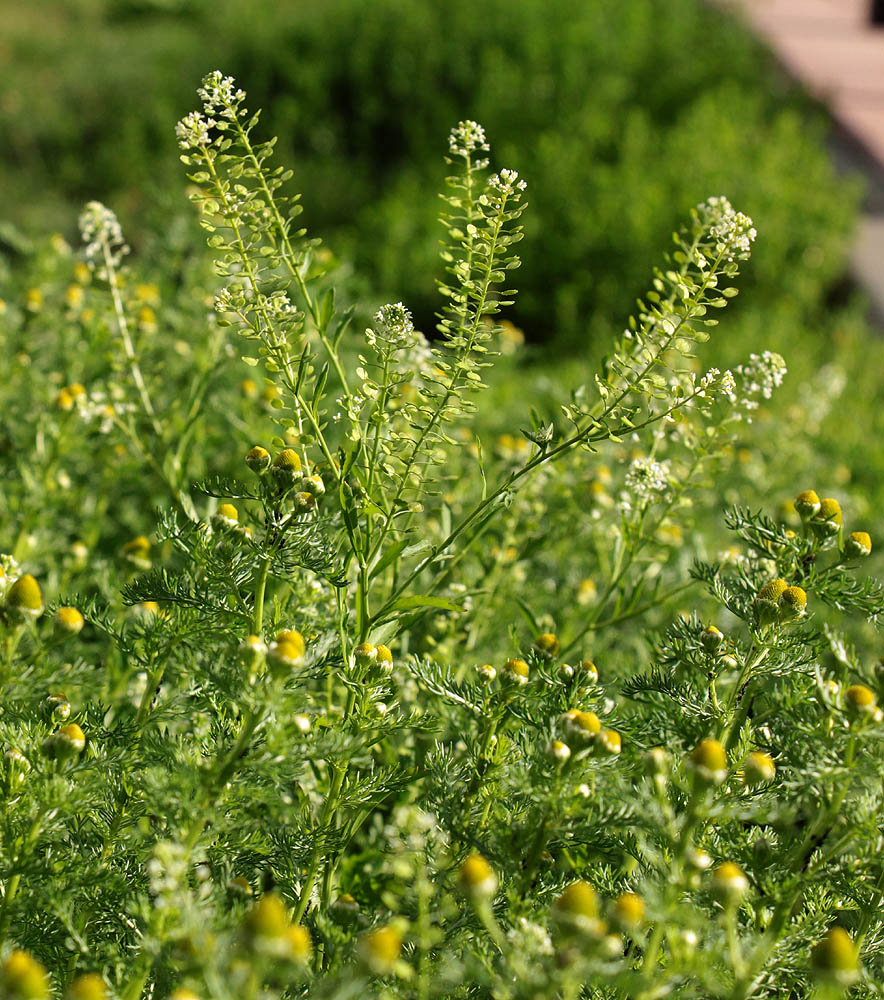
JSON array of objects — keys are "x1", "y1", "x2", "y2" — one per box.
[
  {"x1": 755, "y1": 578, "x2": 787, "y2": 625},
  {"x1": 268, "y1": 636, "x2": 305, "y2": 674},
  {"x1": 845, "y1": 684, "x2": 877, "y2": 716},
  {"x1": 553, "y1": 881, "x2": 602, "y2": 936},
  {"x1": 778, "y1": 585, "x2": 807, "y2": 621},
  {"x1": 578, "y1": 659, "x2": 599, "y2": 684},
  {"x1": 54, "y1": 606, "x2": 85, "y2": 636},
  {"x1": 689, "y1": 738, "x2": 728, "y2": 785},
  {"x1": 122, "y1": 535, "x2": 152, "y2": 570},
  {"x1": 477, "y1": 663, "x2": 497, "y2": 682},
  {"x1": 811, "y1": 927, "x2": 859, "y2": 985},
  {"x1": 548, "y1": 739, "x2": 572, "y2": 764},
  {"x1": 47, "y1": 723, "x2": 86, "y2": 761},
  {"x1": 0, "y1": 950, "x2": 50, "y2": 1000},
  {"x1": 212, "y1": 503, "x2": 239, "y2": 529},
  {"x1": 246, "y1": 445, "x2": 271, "y2": 474},
  {"x1": 360, "y1": 925, "x2": 402, "y2": 974},
  {"x1": 228, "y1": 876, "x2": 253, "y2": 897},
  {"x1": 243, "y1": 893, "x2": 290, "y2": 941},
  {"x1": 611, "y1": 891, "x2": 645, "y2": 931},
  {"x1": 562, "y1": 709, "x2": 602, "y2": 745},
  {"x1": 56, "y1": 387, "x2": 75, "y2": 411},
  {"x1": 844, "y1": 531, "x2": 872, "y2": 559},
  {"x1": 794, "y1": 490, "x2": 821, "y2": 520},
  {"x1": 300, "y1": 474, "x2": 325, "y2": 497},
  {"x1": 5, "y1": 574, "x2": 44, "y2": 620},
  {"x1": 502, "y1": 657, "x2": 529, "y2": 685},
  {"x1": 597, "y1": 729, "x2": 622, "y2": 756},
  {"x1": 294, "y1": 491, "x2": 317, "y2": 512},
  {"x1": 710, "y1": 861, "x2": 748, "y2": 905},
  {"x1": 66, "y1": 973, "x2": 107, "y2": 1000},
  {"x1": 272, "y1": 449, "x2": 302, "y2": 488},
  {"x1": 285, "y1": 924, "x2": 312, "y2": 962},
  {"x1": 534, "y1": 632, "x2": 559, "y2": 658},
  {"x1": 375, "y1": 644, "x2": 394, "y2": 674},
  {"x1": 743, "y1": 751, "x2": 776, "y2": 786},
  {"x1": 354, "y1": 642, "x2": 377, "y2": 669},
  {"x1": 812, "y1": 498, "x2": 842, "y2": 539},
  {"x1": 458, "y1": 853, "x2": 497, "y2": 898}
]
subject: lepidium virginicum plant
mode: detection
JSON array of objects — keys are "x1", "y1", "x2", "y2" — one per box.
[{"x1": 1, "y1": 70, "x2": 883, "y2": 1000}]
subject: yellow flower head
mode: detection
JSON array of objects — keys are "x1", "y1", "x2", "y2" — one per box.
[
  {"x1": 794, "y1": 489, "x2": 820, "y2": 520},
  {"x1": 778, "y1": 586, "x2": 807, "y2": 620},
  {"x1": 66, "y1": 974, "x2": 107, "y2": 1000},
  {"x1": 54, "y1": 606, "x2": 85, "y2": 636},
  {"x1": 6, "y1": 574, "x2": 44, "y2": 618},
  {"x1": 743, "y1": 751, "x2": 776, "y2": 786},
  {"x1": 844, "y1": 531, "x2": 872, "y2": 559},
  {"x1": 502, "y1": 657, "x2": 530, "y2": 685},
  {"x1": 458, "y1": 853, "x2": 497, "y2": 897},
  {"x1": 360, "y1": 925, "x2": 403, "y2": 974},
  {"x1": 534, "y1": 632, "x2": 559, "y2": 658},
  {"x1": 689, "y1": 738, "x2": 728, "y2": 785},
  {"x1": 811, "y1": 927, "x2": 859, "y2": 985},
  {"x1": 0, "y1": 949, "x2": 50, "y2": 1000}
]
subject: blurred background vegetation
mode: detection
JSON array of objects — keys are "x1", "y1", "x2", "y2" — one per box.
[{"x1": 1, "y1": 0, "x2": 882, "y2": 520}]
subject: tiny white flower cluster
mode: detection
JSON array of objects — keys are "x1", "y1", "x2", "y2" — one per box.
[
  {"x1": 695, "y1": 367, "x2": 736, "y2": 400},
  {"x1": 368, "y1": 302, "x2": 415, "y2": 350},
  {"x1": 175, "y1": 110, "x2": 213, "y2": 151},
  {"x1": 624, "y1": 457, "x2": 670, "y2": 502},
  {"x1": 263, "y1": 292, "x2": 299, "y2": 318},
  {"x1": 488, "y1": 168, "x2": 527, "y2": 195},
  {"x1": 197, "y1": 70, "x2": 246, "y2": 117},
  {"x1": 721, "y1": 351, "x2": 787, "y2": 422},
  {"x1": 148, "y1": 840, "x2": 191, "y2": 905},
  {"x1": 448, "y1": 120, "x2": 490, "y2": 158},
  {"x1": 79, "y1": 201, "x2": 129, "y2": 271},
  {"x1": 697, "y1": 195, "x2": 757, "y2": 262}
]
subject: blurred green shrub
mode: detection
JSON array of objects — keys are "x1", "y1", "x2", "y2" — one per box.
[{"x1": 1, "y1": 0, "x2": 859, "y2": 349}]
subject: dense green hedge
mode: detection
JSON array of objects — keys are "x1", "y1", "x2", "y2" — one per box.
[{"x1": 2, "y1": 0, "x2": 859, "y2": 348}]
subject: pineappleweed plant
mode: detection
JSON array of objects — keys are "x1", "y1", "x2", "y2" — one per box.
[{"x1": 1, "y1": 71, "x2": 883, "y2": 998}]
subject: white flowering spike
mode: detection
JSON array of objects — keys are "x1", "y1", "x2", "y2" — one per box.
[
  {"x1": 79, "y1": 201, "x2": 129, "y2": 272},
  {"x1": 697, "y1": 195, "x2": 757, "y2": 262},
  {"x1": 175, "y1": 110, "x2": 213, "y2": 151},
  {"x1": 448, "y1": 120, "x2": 490, "y2": 158}
]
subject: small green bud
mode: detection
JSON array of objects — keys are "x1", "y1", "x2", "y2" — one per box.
[
  {"x1": 45, "y1": 691, "x2": 71, "y2": 723},
  {"x1": 701, "y1": 625, "x2": 724, "y2": 654}
]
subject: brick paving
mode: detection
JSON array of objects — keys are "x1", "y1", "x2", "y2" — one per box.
[{"x1": 716, "y1": 0, "x2": 884, "y2": 317}]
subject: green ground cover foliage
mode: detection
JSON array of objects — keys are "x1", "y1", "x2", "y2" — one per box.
[{"x1": 0, "y1": 65, "x2": 883, "y2": 997}]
